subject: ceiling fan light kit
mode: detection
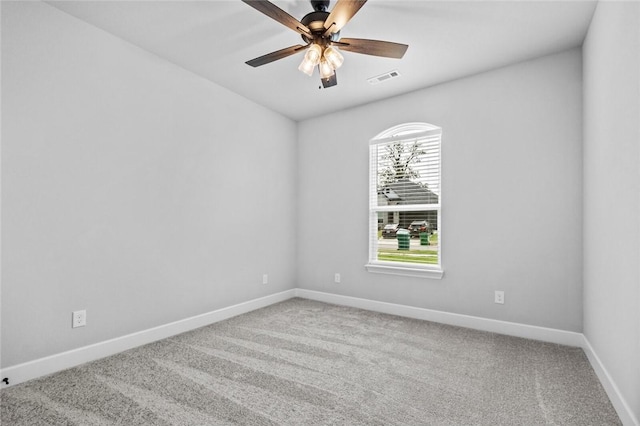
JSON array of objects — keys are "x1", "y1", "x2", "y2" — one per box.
[{"x1": 243, "y1": 0, "x2": 408, "y2": 88}]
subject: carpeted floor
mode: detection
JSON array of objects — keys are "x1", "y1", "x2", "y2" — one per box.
[{"x1": 1, "y1": 298, "x2": 620, "y2": 425}]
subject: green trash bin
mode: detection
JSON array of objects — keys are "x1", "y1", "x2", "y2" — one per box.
[
  {"x1": 396, "y1": 229, "x2": 410, "y2": 250},
  {"x1": 419, "y1": 232, "x2": 430, "y2": 246}
]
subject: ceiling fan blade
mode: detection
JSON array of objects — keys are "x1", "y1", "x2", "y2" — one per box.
[
  {"x1": 335, "y1": 38, "x2": 408, "y2": 59},
  {"x1": 323, "y1": 0, "x2": 367, "y2": 36},
  {"x1": 242, "y1": 0, "x2": 312, "y2": 38},
  {"x1": 246, "y1": 44, "x2": 307, "y2": 67},
  {"x1": 321, "y1": 72, "x2": 338, "y2": 88}
]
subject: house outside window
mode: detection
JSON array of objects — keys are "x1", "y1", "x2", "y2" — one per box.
[{"x1": 366, "y1": 122, "x2": 443, "y2": 279}]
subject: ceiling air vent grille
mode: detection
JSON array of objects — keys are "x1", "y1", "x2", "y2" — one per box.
[{"x1": 367, "y1": 70, "x2": 401, "y2": 85}]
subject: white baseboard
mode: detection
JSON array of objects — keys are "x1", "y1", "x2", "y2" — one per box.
[
  {"x1": 294, "y1": 289, "x2": 584, "y2": 346},
  {"x1": 3, "y1": 288, "x2": 636, "y2": 426},
  {"x1": 580, "y1": 336, "x2": 639, "y2": 426},
  {"x1": 0, "y1": 289, "x2": 296, "y2": 388}
]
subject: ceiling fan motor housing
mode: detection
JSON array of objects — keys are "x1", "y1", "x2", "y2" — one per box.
[{"x1": 300, "y1": 10, "x2": 340, "y2": 43}]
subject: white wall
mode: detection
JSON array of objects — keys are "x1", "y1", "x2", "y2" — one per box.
[
  {"x1": 297, "y1": 49, "x2": 584, "y2": 332},
  {"x1": 1, "y1": 1, "x2": 297, "y2": 367},
  {"x1": 583, "y1": 1, "x2": 640, "y2": 423}
]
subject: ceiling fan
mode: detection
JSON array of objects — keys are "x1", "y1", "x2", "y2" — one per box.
[{"x1": 242, "y1": 0, "x2": 408, "y2": 88}]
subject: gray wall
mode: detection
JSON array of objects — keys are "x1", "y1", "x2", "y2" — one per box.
[
  {"x1": 297, "y1": 49, "x2": 584, "y2": 332},
  {"x1": 3, "y1": 3, "x2": 638, "y2": 420},
  {"x1": 1, "y1": 1, "x2": 297, "y2": 367},
  {"x1": 583, "y1": 1, "x2": 640, "y2": 421}
]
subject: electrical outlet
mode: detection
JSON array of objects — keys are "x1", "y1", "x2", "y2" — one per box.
[
  {"x1": 72, "y1": 310, "x2": 86, "y2": 328},
  {"x1": 262, "y1": 274, "x2": 268, "y2": 284},
  {"x1": 334, "y1": 273, "x2": 341, "y2": 283},
  {"x1": 494, "y1": 291, "x2": 505, "y2": 304}
]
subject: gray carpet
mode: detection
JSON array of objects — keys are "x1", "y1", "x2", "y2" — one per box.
[{"x1": 1, "y1": 298, "x2": 620, "y2": 425}]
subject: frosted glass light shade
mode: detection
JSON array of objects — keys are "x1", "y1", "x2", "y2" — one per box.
[
  {"x1": 323, "y1": 46, "x2": 344, "y2": 69},
  {"x1": 305, "y1": 44, "x2": 322, "y2": 65},
  {"x1": 298, "y1": 44, "x2": 323, "y2": 76},
  {"x1": 298, "y1": 58, "x2": 315, "y2": 76},
  {"x1": 319, "y1": 59, "x2": 335, "y2": 79}
]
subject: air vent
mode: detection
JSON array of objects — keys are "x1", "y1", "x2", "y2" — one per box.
[{"x1": 367, "y1": 70, "x2": 401, "y2": 85}]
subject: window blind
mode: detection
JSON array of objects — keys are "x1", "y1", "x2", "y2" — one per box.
[{"x1": 368, "y1": 124, "x2": 442, "y2": 271}]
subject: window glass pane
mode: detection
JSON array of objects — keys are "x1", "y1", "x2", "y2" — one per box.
[
  {"x1": 374, "y1": 136, "x2": 440, "y2": 207},
  {"x1": 375, "y1": 210, "x2": 439, "y2": 265}
]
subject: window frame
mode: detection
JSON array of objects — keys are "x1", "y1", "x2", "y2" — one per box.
[{"x1": 366, "y1": 123, "x2": 443, "y2": 279}]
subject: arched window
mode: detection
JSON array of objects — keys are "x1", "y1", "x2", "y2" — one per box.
[{"x1": 366, "y1": 122, "x2": 443, "y2": 278}]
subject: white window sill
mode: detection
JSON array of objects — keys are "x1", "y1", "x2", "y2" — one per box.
[{"x1": 365, "y1": 262, "x2": 444, "y2": 279}]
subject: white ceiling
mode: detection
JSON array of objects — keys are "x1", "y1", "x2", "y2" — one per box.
[{"x1": 47, "y1": 0, "x2": 596, "y2": 121}]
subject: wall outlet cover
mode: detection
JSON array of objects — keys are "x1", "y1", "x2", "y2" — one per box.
[{"x1": 72, "y1": 310, "x2": 86, "y2": 328}]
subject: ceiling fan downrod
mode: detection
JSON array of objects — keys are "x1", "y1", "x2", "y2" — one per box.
[{"x1": 310, "y1": 0, "x2": 330, "y2": 12}]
